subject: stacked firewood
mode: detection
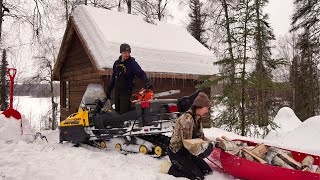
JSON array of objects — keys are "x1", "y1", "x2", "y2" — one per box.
[{"x1": 216, "y1": 136, "x2": 320, "y2": 174}]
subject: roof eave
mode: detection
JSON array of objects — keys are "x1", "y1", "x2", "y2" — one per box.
[
  {"x1": 98, "y1": 69, "x2": 214, "y2": 80},
  {"x1": 53, "y1": 17, "x2": 101, "y2": 81}
]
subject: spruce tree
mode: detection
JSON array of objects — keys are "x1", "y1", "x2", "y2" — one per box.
[
  {"x1": 187, "y1": 0, "x2": 208, "y2": 47},
  {"x1": 210, "y1": 0, "x2": 239, "y2": 133},
  {"x1": 200, "y1": 0, "x2": 283, "y2": 137},
  {"x1": 292, "y1": 32, "x2": 319, "y2": 121},
  {"x1": 248, "y1": 0, "x2": 277, "y2": 129},
  {"x1": 0, "y1": 49, "x2": 9, "y2": 111},
  {"x1": 290, "y1": 0, "x2": 320, "y2": 120}
]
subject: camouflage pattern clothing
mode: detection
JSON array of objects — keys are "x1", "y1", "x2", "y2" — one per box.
[{"x1": 169, "y1": 110, "x2": 208, "y2": 153}]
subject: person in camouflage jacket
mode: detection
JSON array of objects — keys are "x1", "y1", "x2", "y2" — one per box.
[{"x1": 167, "y1": 92, "x2": 213, "y2": 180}]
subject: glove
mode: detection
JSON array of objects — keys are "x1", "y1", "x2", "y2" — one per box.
[
  {"x1": 145, "y1": 81, "x2": 153, "y2": 89},
  {"x1": 198, "y1": 142, "x2": 214, "y2": 159},
  {"x1": 214, "y1": 141, "x2": 220, "y2": 148}
]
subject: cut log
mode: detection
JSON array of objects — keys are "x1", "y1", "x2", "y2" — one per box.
[
  {"x1": 242, "y1": 150, "x2": 255, "y2": 161},
  {"x1": 251, "y1": 144, "x2": 268, "y2": 158},
  {"x1": 272, "y1": 156, "x2": 295, "y2": 170},
  {"x1": 301, "y1": 156, "x2": 314, "y2": 169},
  {"x1": 302, "y1": 167, "x2": 314, "y2": 173},
  {"x1": 264, "y1": 148, "x2": 279, "y2": 164},
  {"x1": 215, "y1": 138, "x2": 238, "y2": 151},
  {"x1": 243, "y1": 148, "x2": 267, "y2": 164},
  {"x1": 183, "y1": 138, "x2": 209, "y2": 156},
  {"x1": 278, "y1": 152, "x2": 302, "y2": 170},
  {"x1": 227, "y1": 147, "x2": 241, "y2": 156}
]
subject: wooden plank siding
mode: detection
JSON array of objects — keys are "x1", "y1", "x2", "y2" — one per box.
[{"x1": 60, "y1": 33, "x2": 103, "y2": 120}]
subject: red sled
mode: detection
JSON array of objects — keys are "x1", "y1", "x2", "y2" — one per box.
[{"x1": 208, "y1": 139, "x2": 320, "y2": 180}]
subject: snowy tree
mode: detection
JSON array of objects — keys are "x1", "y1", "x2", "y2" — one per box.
[
  {"x1": 198, "y1": 0, "x2": 284, "y2": 137},
  {"x1": 133, "y1": 0, "x2": 171, "y2": 22},
  {"x1": 187, "y1": 0, "x2": 208, "y2": 47},
  {"x1": 62, "y1": 0, "x2": 116, "y2": 23},
  {"x1": 28, "y1": 38, "x2": 59, "y2": 130}
]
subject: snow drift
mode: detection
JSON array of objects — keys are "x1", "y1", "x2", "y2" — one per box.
[
  {"x1": 265, "y1": 107, "x2": 302, "y2": 140},
  {"x1": 0, "y1": 113, "x2": 34, "y2": 142}
]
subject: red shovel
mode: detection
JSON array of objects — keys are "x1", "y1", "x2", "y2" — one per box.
[{"x1": 2, "y1": 68, "x2": 22, "y2": 133}]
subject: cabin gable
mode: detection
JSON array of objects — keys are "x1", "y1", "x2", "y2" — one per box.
[{"x1": 60, "y1": 32, "x2": 103, "y2": 120}]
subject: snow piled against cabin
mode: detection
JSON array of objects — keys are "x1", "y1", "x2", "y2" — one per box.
[
  {"x1": 1, "y1": 106, "x2": 320, "y2": 180},
  {"x1": 72, "y1": 5, "x2": 218, "y2": 75}
]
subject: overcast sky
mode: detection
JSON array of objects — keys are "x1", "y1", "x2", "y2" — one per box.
[{"x1": 266, "y1": 0, "x2": 294, "y2": 38}]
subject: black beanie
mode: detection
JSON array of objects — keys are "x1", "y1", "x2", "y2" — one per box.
[{"x1": 120, "y1": 43, "x2": 131, "y2": 53}]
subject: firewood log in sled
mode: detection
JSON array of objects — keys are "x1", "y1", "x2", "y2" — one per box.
[
  {"x1": 301, "y1": 156, "x2": 314, "y2": 170},
  {"x1": 214, "y1": 136, "x2": 320, "y2": 173},
  {"x1": 215, "y1": 137, "x2": 241, "y2": 155},
  {"x1": 277, "y1": 151, "x2": 302, "y2": 170},
  {"x1": 272, "y1": 155, "x2": 295, "y2": 169},
  {"x1": 182, "y1": 138, "x2": 214, "y2": 158}
]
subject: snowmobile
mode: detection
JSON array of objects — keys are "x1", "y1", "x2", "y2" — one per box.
[{"x1": 59, "y1": 84, "x2": 200, "y2": 156}]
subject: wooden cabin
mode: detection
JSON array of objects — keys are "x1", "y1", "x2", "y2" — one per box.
[{"x1": 53, "y1": 5, "x2": 218, "y2": 121}]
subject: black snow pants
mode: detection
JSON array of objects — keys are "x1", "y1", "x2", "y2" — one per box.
[
  {"x1": 167, "y1": 147, "x2": 212, "y2": 180},
  {"x1": 115, "y1": 89, "x2": 132, "y2": 115}
]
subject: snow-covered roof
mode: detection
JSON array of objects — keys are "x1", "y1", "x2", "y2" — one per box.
[{"x1": 72, "y1": 5, "x2": 217, "y2": 75}]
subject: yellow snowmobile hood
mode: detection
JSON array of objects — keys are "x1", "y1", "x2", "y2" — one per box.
[{"x1": 60, "y1": 108, "x2": 90, "y2": 127}]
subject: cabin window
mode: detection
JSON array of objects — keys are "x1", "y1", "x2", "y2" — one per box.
[{"x1": 62, "y1": 81, "x2": 69, "y2": 109}]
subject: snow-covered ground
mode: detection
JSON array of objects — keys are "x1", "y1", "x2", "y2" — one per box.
[
  {"x1": 0, "y1": 115, "x2": 233, "y2": 180},
  {"x1": 1, "y1": 97, "x2": 320, "y2": 180}
]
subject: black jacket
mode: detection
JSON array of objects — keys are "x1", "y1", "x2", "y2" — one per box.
[{"x1": 108, "y1": 56, "x2": 148, "y2": 94}]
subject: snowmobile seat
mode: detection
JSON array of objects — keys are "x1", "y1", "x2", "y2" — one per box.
[
  {"x1": 93, "y1": 109, "x2": 138, "y2": 129},
  {"x1": 177, "y1": 90, "x2": 201, "y2": 112}
]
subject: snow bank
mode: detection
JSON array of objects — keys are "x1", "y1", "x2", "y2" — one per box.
[
  {"x1": 0, "y1": 113, "x2": 34, "y2": 143},
  {"x1": 261, "y1": 107, "x2": 320, "y2": 155},
  {"x1": 265, "y1": 107, "x2": 302, "y2": 140},
  {"x1": 279, "y1": 116, "x2": 320, "y2": 155},
  {"x1": 272, "y1": 107, "x2": 301, "y2": 132}
]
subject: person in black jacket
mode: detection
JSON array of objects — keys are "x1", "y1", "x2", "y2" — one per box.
[{"x1": 106, "y1": 43, "x2": 152, "y2": 114}]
